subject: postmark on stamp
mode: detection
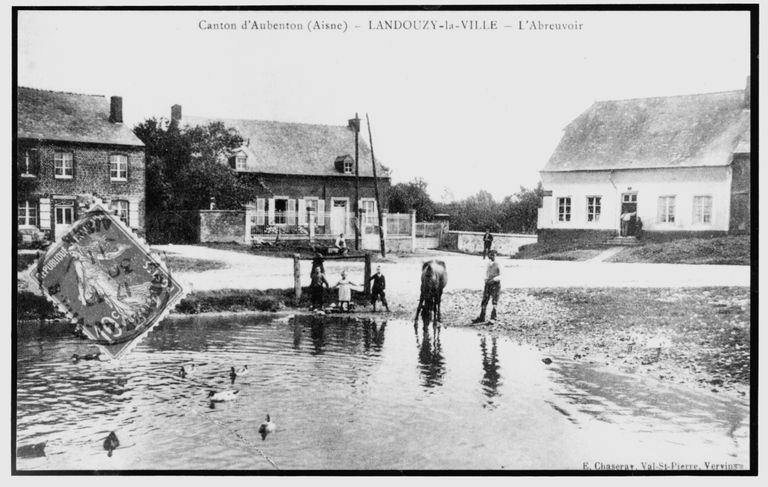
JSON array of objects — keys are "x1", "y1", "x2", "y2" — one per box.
[{"x1": 32, "y1": 202, "x2": 184, "y2": 359}]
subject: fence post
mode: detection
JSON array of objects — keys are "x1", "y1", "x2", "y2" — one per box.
[
  {"x1": 293, "y1": 254, "x2": 302, "y2": 305},
  {"x1": 410, "y1": 210, "x2": 417, "y2": 252},
  {"x1": 363, "y1": 253, "x2": 372, "y2": 294}
]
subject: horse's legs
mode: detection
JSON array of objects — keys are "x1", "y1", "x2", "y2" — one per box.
[
  {"x1": 436, "y1": 289, "x2": 443, "y2": 323},
  {"x1": 414, "y1": 294, "x2": 424, "y2": 324}
]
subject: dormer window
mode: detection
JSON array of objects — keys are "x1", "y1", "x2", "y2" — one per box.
[
  {"x1": 343, "y1": 159, "x2": 353, "y2": 174},
  {"x1": 235, "y1": 154, "x2": 247, "y2": 170}
]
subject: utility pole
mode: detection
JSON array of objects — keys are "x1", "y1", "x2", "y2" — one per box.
[
  {"x1": 366, "y1": 113, "x2": 386, "y2": 257},
  {"x1": 350, "y1": 113, "x2": 361, "y2": 251}
]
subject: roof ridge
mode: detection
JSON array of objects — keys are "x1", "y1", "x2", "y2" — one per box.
[
  {"x1": 18, "y1": 85, "x2": 107, "y2": 98},
  {"x1": 183, "y1": 114, "x2": 347, "y2": 129},
  {"x1": 594, "y1": 89, "x2": 744, "y2": 105}
]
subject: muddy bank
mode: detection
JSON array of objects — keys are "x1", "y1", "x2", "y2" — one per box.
[{"x1": 435, "y1": 287, "x2": 750, "y2": 397}]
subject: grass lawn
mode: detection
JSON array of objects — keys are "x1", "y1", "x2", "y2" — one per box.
[
  {"x1": 512, "y1": 241, "x2": 605, "y2": 261},
  {"x1": 514, "y1": 235, "x2": 750, "y2": 264},
  {"x1": 164, "y1": 255, "x2": 229, "y2": 273},
  {"x1": 608, "y1": 236, "x2": 751, "y2": 265}
]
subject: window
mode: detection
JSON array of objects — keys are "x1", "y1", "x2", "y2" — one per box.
[
  {"x1": 110, "y1": 155, "x2": 128, "y2": 180},
  {"x1": 18, "y1": 200, "x2": 37, "y2": 227},
  {"x1": 343, "y1": 159, "x2": 354, "y2": 174},
  {"x1": 587, "y1": 196, "x2": 601, "y2": 222},
  {"x1": 235, "y1": 154, "x2": 247, "y2": 170},
  {"x1": 557, "y1": 197, "x2": 571, "y2": 222},
  {"x1": 658, "y1": 196, "x2": 676, "y2": 223},
  {"x1": 274, "y1": 198, "x2": 288, "y2": 225},
  {"x1": 21, "y1": 150, "x2": 35, "y2": 177},
  {"x1": 110, "y1": 200, "x2": 130, "y2": 225},
  {"x1": 54, "y1": 152, "x2": 73, "y2": 178},
  {"x1": 693, "y1": 196, "x2": 712, "y2": 224},
  {"x1": 622, "y1": 193, "x2": 637, "y2": 204}
]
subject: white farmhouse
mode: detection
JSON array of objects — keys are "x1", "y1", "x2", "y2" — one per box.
[{"x1": 538, "y1": 80, "x2": 751, "y2": 243}]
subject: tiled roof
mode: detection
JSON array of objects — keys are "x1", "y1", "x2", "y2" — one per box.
[
  {"x1": 181, "y1": 115, "x2": 389, "y2": 178},
  {"x1": 17, "y1": 87, "x2": 144, "y2": 147},
  {"x1": 543, "y1": 90, "x2": 750, "y2": 172}
]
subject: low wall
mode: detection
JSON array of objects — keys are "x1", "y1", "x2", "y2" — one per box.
[
  {"x1": 538, "y1": 229, "x2": 616, "y2": 246},
  {"x1": 200, "y1": 210, "x2": 245, "y2": 243},
  {"x1": 641, "y1": 230, "x2": 729, "y2": 242},
  {"x1": 415, "y1": 237, "x2": 440, "y2": 249},
  {"x1": 443, "y1": 231, "x2": 537, "y2": 256},
  {"x1": 386, "y1": 236, "x2": 414, "y2": 253}
]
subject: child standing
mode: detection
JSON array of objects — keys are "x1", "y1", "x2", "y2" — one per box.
[
  {"x1": 309, "y1": 265, "x2": 329, "y2": 310},
  {"x1": 334, "y1": 271, "x2": 358, "y2": 312},
  {"x1": 369, "y1": 265, "x2": 390, "y2": 312}
]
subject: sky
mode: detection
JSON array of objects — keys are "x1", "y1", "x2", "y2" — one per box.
[{"x1": 16, "y1": 8, "x2": 750, "y2": 201}]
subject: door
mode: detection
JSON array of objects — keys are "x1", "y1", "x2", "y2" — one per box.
[
  {"x1": 330, "y1": 199, "x2": 348, "y2": 236},
  {"x1": 54, "y1": 202, "x2": 75, "y2": 240},
  {"x1": 620, "y1": 193, "x2": 638, "y2": 236}
]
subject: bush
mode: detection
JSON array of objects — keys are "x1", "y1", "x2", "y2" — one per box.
[{"x1": 17, "y1": 291, "x2": 62, "y2": 321}]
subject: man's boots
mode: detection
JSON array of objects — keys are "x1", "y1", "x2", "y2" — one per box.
[
  {"x1": 472, "y1": 309, "x2": 486, "y2": 324},
  {"x1": 490, "y1": 308, "x2": 497, "y2": 320}
]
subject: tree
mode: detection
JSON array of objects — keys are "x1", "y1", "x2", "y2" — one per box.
[
  {"x1": 134, "y1": 118, "x2": 257, "y2": 242},
  {"x1": 388, "y1": 178, "x2": 436, "y2": 221},
  {"x1": 498, "y1": 182, "x2": 544, "y2": 233},
  {"x1": 134, "y1": 118, "x2": 253, "y2": 211}
]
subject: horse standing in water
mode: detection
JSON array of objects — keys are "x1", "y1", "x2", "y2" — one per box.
[{"x1": 414, "y1": 260, "x2": 447, "y2": 327}]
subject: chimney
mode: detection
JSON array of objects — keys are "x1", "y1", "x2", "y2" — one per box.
[
  {"x1": 109, "y1": 96, "x2": 123, "y2": 123},
  {"x1": 171, "y1": 104, "x2": 182, "y2": 123},
  {"x1": 744, "y1": 76, "x2": 751, "y2": 108}
]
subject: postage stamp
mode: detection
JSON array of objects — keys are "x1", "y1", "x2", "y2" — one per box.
[{"x1": 32, "y1": 202, "x2": 184, "y2": 359}]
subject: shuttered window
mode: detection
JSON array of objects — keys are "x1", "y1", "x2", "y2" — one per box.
[
  {"x1": 18, "y1": 200, "x2": 38, "y2": 227},
  {"x1": 256, "y1": 198, "x2": 266, "y2": 225}
]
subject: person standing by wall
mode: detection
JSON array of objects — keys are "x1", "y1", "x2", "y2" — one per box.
[
  {"x1": 482, "y1": 229, "x2": 494, "y2": 259},
  {"x1": 472, "y1": 250, "x2": 501, "y2": 323}
]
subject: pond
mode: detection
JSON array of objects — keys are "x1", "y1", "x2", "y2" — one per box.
[{"x1": 16, "y1": 314, "x2": 750, "y2": 471}]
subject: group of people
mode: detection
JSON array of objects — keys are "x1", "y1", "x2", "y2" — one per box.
[
  {"x1": 308, "y1": 253, "x2": 389, "y2": 314},
  {"x1": 307, "y1": 227, "x2": 501, "y2": 323}
]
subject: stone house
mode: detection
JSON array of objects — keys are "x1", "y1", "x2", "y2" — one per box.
[
  {"x1": 170, "y1": 106, "x2": 391, "y2": 243},
  {"x1": 537, "y1": 80, "x2": 751, "y2": 242},
  {"x1": 17, "y1": 87, "x2": 146, "y2": 243}
]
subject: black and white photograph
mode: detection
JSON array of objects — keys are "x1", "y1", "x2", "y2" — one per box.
[{"x1": 10, "y1": 3, "x2": 756, "y2": 474}]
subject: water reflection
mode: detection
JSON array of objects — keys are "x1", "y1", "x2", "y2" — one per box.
[
  {"x1": 480, "y1": 335, "x2": 502, "y2": 408},
  {"x1": 415, "y1": 324, "x2": 445, "y2": 388}
]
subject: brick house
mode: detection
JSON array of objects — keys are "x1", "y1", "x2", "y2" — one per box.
[
  {"x1": 17, "y1": 87, "x2": 146, "y2": 243},
  {"x1": 537, "y1": 79, "x2": 751, "y2": 242},
  {"x1": 171, "y1": 106, "x2": 391, "y2": 243}
]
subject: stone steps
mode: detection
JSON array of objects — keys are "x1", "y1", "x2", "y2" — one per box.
[{"x1": 605, "y1": 236, "x2": 642, "y2": 246}]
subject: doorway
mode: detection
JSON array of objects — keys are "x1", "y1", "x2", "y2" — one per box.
[
  {"x1": 620, "y1": 193, "x2": 638, "y2": 236},
  {"x1": 330, "y1": 198, "x2": 349, "y2": 236},
  {"x1": 54, "y1": 200, "x2": 75, "y2": 240}
]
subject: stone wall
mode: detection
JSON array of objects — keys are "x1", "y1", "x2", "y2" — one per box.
[
  {"x1": 443, "y1": 231, "x2": 538, "y2": 256},
  {"x1": 200, "y1": 210, "x2": 245, "y2": 243}
]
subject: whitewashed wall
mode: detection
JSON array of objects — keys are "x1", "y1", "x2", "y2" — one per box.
[{"x1": 538, "y1": 166, "x2": 732, "y2": 232}]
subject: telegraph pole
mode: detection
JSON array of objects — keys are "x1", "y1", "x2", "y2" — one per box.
[
  {"x1": 351, "y1": 113, "x2": 361, "y2": 251},
  {"x1": 366, "y1": 113, "x2": 386, "y2": 257}
]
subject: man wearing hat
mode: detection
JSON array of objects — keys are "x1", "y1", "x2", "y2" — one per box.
[{"x1": 473, "y1": 250, "x2": 501, "y2": 323}]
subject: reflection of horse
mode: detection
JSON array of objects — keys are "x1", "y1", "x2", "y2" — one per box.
[
  {"x1": 414, "y1": 260, "x2": 447, "y2": 326},
  {"x1": 415, "y1": 323, "x2": 445, "y2": 388}
]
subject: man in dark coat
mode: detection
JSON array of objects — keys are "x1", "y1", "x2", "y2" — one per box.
[
  {"x1": 369, "y1": 265, "x2": 390, "y2": 312},
  {"x1": 482, "y1": 229, "x2": 494, "y2": 259}
]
